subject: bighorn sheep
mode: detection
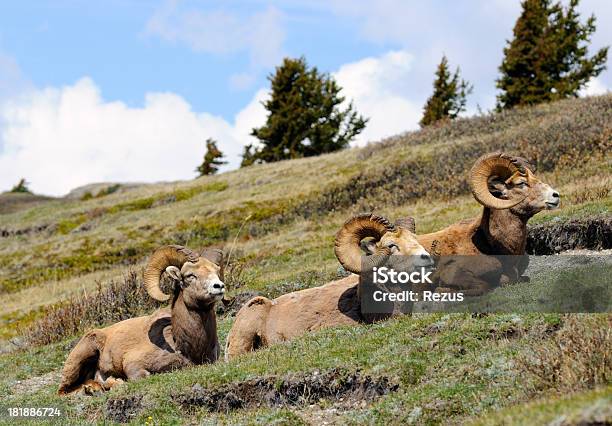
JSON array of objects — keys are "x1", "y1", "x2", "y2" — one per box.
[
  {"x1": 58, "y1": 245, "x2": 225, "y2": 395},
  {"x1": 414, "y1": 152, "x2": 560, "y2": 293},
  {"x1": 225, "y1": 214, "x2": 432, "y2": 360}
]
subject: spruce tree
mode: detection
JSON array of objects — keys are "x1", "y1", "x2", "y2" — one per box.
[
  {"x1": 420, "y1": 56, "x2": 473, "y2": 127},
  {"x1": 245, "y1": 57, "x2": 367, "y2": 165},
  {"x1": 196, "y1": 139, "x2": 227, "y2": 176},
  {"x1": 10, "y1": 178, "x2": 31, "y2": 193},
  {"x1": 240, "y1": 144, "x2": 257, "y2": 168},
  {"x1": 497, "y1": 0, "x2": 608, "y2": 110}
]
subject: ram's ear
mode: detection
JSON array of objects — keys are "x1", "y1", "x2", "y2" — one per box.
[
  {"x1": 487, "y1": 177, "x2": 509, "y2": 199},
  {"x1": 165, "y1": 265, "x2": 182, "y2": 281},
  {"x1": 395, "y1": 217, "x2": 416, "y2": 233},
  {"x1": 360, "y1": 238, "x2": 378, "y2": 255},
  {"x1": 201, "y1": 248, "x2": 223, "y2": 266}
]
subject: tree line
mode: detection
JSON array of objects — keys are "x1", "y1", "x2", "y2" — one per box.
[
  {"x1": 7, "y1": 0, "x2": 608, "y2": 193},
  {"x1": 195, "y1": 0, "x2": 607, "y2": 176}
]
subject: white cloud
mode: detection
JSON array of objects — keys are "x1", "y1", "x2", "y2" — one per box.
[
  {"x1": 233, "y1": 89, "x2": 268, "y2": 145},
  {"x1": 0, "y1": 50, "x2": 441, "y2": 195},
  {"x1": 145, "y1": 1, "x2": 285, "y2": 89},
  {"x1": 333, "y1": 50, "x2": 422, "y2": 144},
  {"x1": 0, "y1": 78, "x2": 266, "y2": 196},
  {"x1": 580, "y1": 77, "x2": 609, "y2": 97},
  {"x1": 327, "y1": 0, "x2": 612, "y2": 112}
]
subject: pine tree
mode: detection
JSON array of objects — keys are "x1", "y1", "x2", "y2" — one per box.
[
  {"x1": 497, "y1": 0, "x2": 608, "y2": 110},
  {"x1": 10, "y1": 178, "x2": 31, "y2": 193},
  {"x1": 244, "y1": 57, "x2": 367, "y2": 166},
  {"x1": 196, "y1": 139, "x2": 227, "y2": 176},
  {"x1": 420, "y1": 56, "x2": 473, "y2": 127},
  {"x1": 240, "y1": 144, "x2": 257, "y2": 168}
]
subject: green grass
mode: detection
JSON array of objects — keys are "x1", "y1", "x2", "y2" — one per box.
[
  {"x1": 2, "y1": 313, "x2": 607, "y2": 424},
  {"x1": 470, "y1": 385, "x2": 612, "y2": 426}
]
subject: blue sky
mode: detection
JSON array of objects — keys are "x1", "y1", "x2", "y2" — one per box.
[{"x1": 0, "y1": 0, "x2": 610, "y2": 195}]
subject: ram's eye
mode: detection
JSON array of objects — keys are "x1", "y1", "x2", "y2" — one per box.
[
  {"x1": 387, "y1": 243, "x2": 399, "y2": 252},
  {"x1": 186, "y1": 274, "x2": 196, "y2": 281},
  {"x1": 516, "y1": 182, "x2": 528, "y2": 188}
]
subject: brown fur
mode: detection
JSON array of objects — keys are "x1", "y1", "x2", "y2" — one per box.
[
  {"x1": 58, "y1": 254, "x2": 223, "y2": 395},
  {"x1": 225, "y1": 220, "x2": 430, "y2": 360},
  {"x1": 417, "y1": 162, "x2": 559, "y2": 292},
  {"x1": 225, "y1": 277, "x2": 362, "y2": 359}
]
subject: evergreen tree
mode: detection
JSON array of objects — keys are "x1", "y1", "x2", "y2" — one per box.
[
  {"x1": 196, "y1": 139, "x2": 227, "y2": 176},
  {"x1": 497, "y1": 0, "x2": 608, "y2": 110},
  {"x1": 420, "y1": 56, "x2": 473, "y2": 127},
  {"x1": 240, "y1": 144, "x2": 257, "y2": 168},
  {"x1": 10, "y1": 178, "x2": 31, "y2": 193},
  {"x1": 244, "y1": 57, "x2": 367, "y2": 165}
]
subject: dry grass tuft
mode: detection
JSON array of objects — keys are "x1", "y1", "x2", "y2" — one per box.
[
  {"x1": 520, "y1": 314, "x2": 611, "y2": 393},
  {"x1": 223, "y1": 257, "x2": 249, "y2": 292}
]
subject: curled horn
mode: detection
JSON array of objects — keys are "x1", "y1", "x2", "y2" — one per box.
[
  {"x1": 334, "y1": 213, "x2": 396, "y2": 274},
  {"x1": 143, "y1": 245, "x2": 200, "y2": 302},
  {"x1": 469, "y1": 152, "x2": 526, "y2": 210}
]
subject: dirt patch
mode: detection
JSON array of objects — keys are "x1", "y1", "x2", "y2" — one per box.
[
  {"x1": 105, "y1": 394, "x2": 143, "y2": 423},
  {"x1": 174, "y1": 368, "x2": 398, "y2": 414},
  {"x1": 12, "y1": 370, "x2": 61, "y2": 395},
  {"x1": 527, "y1": 216, "x2": 611, "y2": 255},
  {"x1": 524, "y1": 250, "x2": 612, "y2": 279},
  {"x1": 298, "y1": 401, "x2": 370, "y2": 425}
]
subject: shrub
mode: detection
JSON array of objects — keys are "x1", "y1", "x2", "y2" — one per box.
[
  {"x1": 24, "y1": 271, "x2": 163, "y2": 346},
  {"x1": 97, "y1": 184, "x2": 121, "y2": 197},
  {"x1": 519, "y1": 314, "x2": 611, "y2": 393}
]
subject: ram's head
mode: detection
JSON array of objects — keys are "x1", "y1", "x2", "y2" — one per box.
[
  {"x1": 470, "y1": 152, "x2": 560, "y2": 216},
  {"x1": 334, "y1": 213, "x2": 433, "y2": 274},
  {"x1": 143, "y1": 245, "x2": 225, "y2": 308}
]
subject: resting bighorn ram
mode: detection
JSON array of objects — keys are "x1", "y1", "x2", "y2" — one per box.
[
  {"x1": 414, "y1": 152, "x2": 560, "y2": 293},
  {"x1": 225, "y1": 213, "x2": 433, "y2": 360},
  {"x1": 58, "y1": 245, "x2": 225, "y2": 395}
]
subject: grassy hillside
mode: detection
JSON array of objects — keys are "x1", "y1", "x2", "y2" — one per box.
[{"x1": 0, "y1": 95, "x2": 610, "y2": 424}]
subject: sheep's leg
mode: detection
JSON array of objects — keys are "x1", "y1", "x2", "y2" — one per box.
[
  {"x1": 435, "y1": 279, "x2": 490, "y2": 297},
  {"x1": 82, "y1": 379, "x2": 105, "y2": 395},
  {"x1": 58, "y1": 331, "x2": 104, "y2": 395},
  {"x1": 456, "y1": 285, "x2": 489, "y2": 297},
  {"x1": 225, "y1": 321, "x2": 262, "y2": 361},
  {"x1": 90, "y1": 371, "x2": 125, "y2": 391},
  {"x1": 124, "y1": 364, "x2": 151, "y2": 381},
  {"x1": 225, "y1": 296, "x2": 271, "y2": 361},
  {"x1": 102, "y1": 377, "x2": 125, "y2": 390},
  {"x1": 81, "y1": 377, "x2": 124, "y2": 395}
]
